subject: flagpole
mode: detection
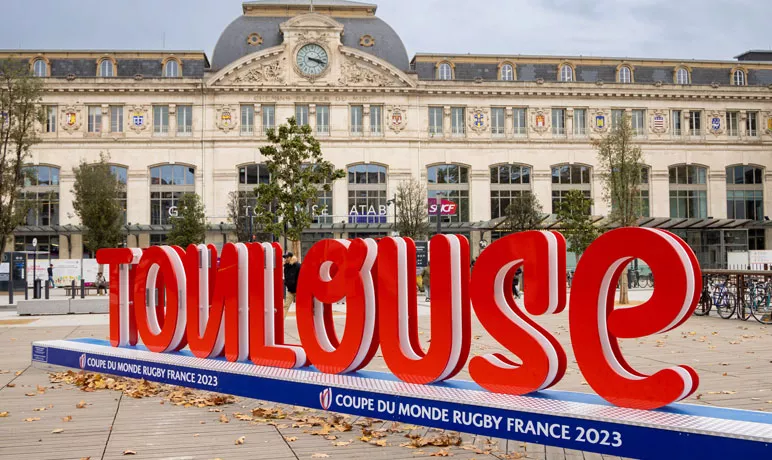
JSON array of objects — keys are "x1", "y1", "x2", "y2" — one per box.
[{"x1": 310, "y1": 0, "x2": 314, "y2": 12}]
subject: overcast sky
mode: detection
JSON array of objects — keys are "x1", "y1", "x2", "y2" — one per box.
[{"x1": 0, "y1": 0, "x2": 767, "y2": 61}]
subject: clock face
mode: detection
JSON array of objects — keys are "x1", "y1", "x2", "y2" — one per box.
[{"x1": 296, "y1": 44, "x2": 329, "y2": 76}]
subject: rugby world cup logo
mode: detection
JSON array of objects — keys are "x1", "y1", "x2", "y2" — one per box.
[
  {"x1": 79, "y1": 353, "x2": 87, "y2": 369},
  {"x1": 319, "y1": 388, "x2": 333, "y2": 411}
]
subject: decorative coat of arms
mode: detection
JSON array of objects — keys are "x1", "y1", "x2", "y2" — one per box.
[
  {"x1": 216, "y1": 106, "x2": 238, "y2": 133},
  {"x1": 530, "y1": 109, "x2": 549, "y2": 134},
  {"x1": 765, "y1": 112, "x2": 772, "y2": 135},
  {"x1": 468, "y1": 108, "x2": 489, "y2": 134},
  {"x1": 60, "y1": 106, "x2": 82, "y2": 134},
  {"x1": 649, "y1": 111, "x2": 668, "y2": 135},
  {"x1": 707, "y1": 111, "x2": 724, "y2": 136},
  {"x1": 386, "y1": 106, "x2": 407, "y2": 133},
  {"x1": 127, "y1": 106, "x2": 148, "y2": 134},
  {"x1": 590, "y1": 110, "x2": 610, "y2": 134}
]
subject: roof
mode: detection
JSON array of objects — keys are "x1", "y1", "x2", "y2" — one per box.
[{"x1": 244, "y1": 0, "x2": 376, "y2": 7}]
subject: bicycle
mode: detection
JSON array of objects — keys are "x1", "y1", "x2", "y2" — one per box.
[
  {"x1": 708, "y1": 276, "x2": 737, "y2": 319},
  {"x1": 694, "y1": 274, "x2": 712, "y2": 316},
  {"x1": 746, "y1": 279, "x2": 772, "y2": 325}
]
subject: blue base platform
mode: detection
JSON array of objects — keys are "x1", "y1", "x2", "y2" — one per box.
[{"x1": 31, "y1": 339, "x2": 772, "y2": 460}]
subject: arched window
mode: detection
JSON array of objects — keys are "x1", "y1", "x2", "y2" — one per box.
[
  {"x1": 98, "y1": 58, "x2": 115, "y2": 77},
  {"x1": 150, "y1": 164, "x2": 195, "y2": 225},
  {"x1": 551, "y1": 164, "x2": 591, "y2": 214},
  {"x1": 110, "y1": 165, "x2": 128, "y2": 224},
  {"x1": 490, "y1": 164, "x2": 532, "y2": 219},
  {"x1": 21, "y1": 165, "x2": 60, "y2": 226},
  {"x1": 726, "y1": 165, "x2": 763, "y2": 220},
  {"x1": 732, "y1": 69, "x2": 746, "y2": 86},
  {"x1": 32, "y1": 58, "x2": 48, "y2": 77},
  {"x1": 437, "y1": 62, "x2": 453, "y2": 80},
  {"x1": 163, "y1": 58, "x2": 180, "y2": 78},
  {"x1": 500, "y1": 63, "x2": 514, "y2": 81},
  {"x1": 669, "y1": 165, "x2": 707, "y2": 218},
  {"x1": 428, "y1": 164, "x2": 469, "y2": 223},
  {"x1": 348, "y1": 164, "x2": 388, "y2": 224},
  {"x1": 559, "y1": 64, "x2": 574, "y2": 82},
  {"x1": 675, "y1": 67, "x2": 690, "y2": 85},
  {"x1": 618, "y1": 66, "x2": 632, "y2": 83}
]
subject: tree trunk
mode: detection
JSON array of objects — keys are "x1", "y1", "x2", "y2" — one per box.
[
  {"x1": 292, "y1": 239, "x2": 302, "y2": 262},
  {"x1": 618, "y1": 270, "x2": 629, "y2": 305}
]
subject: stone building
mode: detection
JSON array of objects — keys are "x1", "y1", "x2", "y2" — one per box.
[{"x1": 4, "y1": 0, "x2": 772, "y2": 267}]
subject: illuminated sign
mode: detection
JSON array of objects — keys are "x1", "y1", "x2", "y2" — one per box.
[{"x1": 96, "y1": 228, "x2": 702, "y2": 410}]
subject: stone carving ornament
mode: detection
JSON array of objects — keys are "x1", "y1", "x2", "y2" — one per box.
[
  {"x1": 707, "y1": 110, "x2": 725, "y2": 136},
  {"x1": 530, "y1": 108, "x2": 550, "y2": 135},
  {"x1": 590, "y1": 109, "x2": 610, "y2": 134},
  {"x1": 338, "y1": 59, "x2": 394, "y2": 87},
  {"x1": 386, "y1": 106, "x2": 407, "y2": 133},
  {"x1": 60, "y1": 106, "x2": 82, "y2": 134},
  {"x1": 649, "y1": 110, "x2": 669, "y2": 135},
  {"x1": 468, "y1": 107, "x2": 489, "y2": 134},
  {"x1": 231, "y1": 58, "x2": 286, "y2": 85},
  {"x1": 216, "y1": 105, "x2": 239, "y2": 133},
  {"x1": 127, "y1": 105, "x2": 149, "y2": 134},
  {"x1": 764, "y1": 111, "x2": 772, "y2": 136}
]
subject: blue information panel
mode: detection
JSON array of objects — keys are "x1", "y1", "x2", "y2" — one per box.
[{"x1": 32, "y1": 339, "x2": 772, "y2": 460}]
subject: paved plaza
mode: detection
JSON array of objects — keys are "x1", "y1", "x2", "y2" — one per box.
[{"x1": 0, "y1": 295, "x2": 770, "y2": 460}]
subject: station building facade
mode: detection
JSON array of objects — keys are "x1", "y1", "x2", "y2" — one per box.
[{"x1": 5, "y1": 0, "x2": 772, "y2": 267}]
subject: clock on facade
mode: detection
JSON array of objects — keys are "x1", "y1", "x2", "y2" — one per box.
[{"x1": 296, "y1": 44, "x2": 329, "y2": 76}]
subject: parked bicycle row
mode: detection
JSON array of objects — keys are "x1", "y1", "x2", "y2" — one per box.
[{"x1": 695, "y1": 272, "x2": 772, "y2": 324}]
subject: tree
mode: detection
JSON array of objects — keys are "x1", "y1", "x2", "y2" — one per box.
[
  {"x1": 0, "y1": 59, "x2": 44, "y2": 262},
  {"x1": 255, "y1": 117, "x2": 344, "y2": 257},
  {"x1": 72, "y1": 153, "x2": 126, "y2": 254},
  {"x1": 556, "y1": 190, "x2": 600, "y2": 260},
  {"x1": 597, "y1": 113, "x2": 644, "y2": 304},
  {"x1": 167, "y1": 193, "x2": 207, "y2": 247},
  {"x1": 504, "y1": 192, "x2": 543, "y2": 233},
  {"x1": 394, "y1": 178, "x2": 429, "y2": 240},
  {"x1": 226, "y1": 190, "x2": 270, "y2": 243}
]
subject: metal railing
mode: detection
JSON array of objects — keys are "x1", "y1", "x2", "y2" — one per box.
[{"x1": 694, "y1": 270, "x2": 772, "y2": 324}]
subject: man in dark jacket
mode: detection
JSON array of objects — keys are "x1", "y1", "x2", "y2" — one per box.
[{"x1": 283, "y1": 252, "x2": 301, "y2": 317}]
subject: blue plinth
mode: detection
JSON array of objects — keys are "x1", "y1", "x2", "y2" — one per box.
[{"x1": 31, "y1": 339, "x2": 772, "y2": 460}]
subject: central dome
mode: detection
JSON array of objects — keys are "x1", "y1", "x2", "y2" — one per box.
[{"x1": 211, "y1": 0, "x2": 409, "y2": 72}]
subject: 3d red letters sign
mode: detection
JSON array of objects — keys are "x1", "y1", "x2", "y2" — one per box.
[{"x1": 97, "y1": 228, "x2": 702, "y2": 410}]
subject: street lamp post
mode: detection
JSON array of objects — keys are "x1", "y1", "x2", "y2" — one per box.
[{"x1": 435, "y1": 192, "x2": 443, "y2": 236}]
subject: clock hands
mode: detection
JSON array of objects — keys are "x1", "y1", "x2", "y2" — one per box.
[{"x1": 308, "y1": 56, "x2": 326, "y2": 65}]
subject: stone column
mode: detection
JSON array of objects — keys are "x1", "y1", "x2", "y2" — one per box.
[
  {"x1": 58, "y1": 170, "x2": 77, "y2": 225},
  {"x1": 739, "y1": 110, "x2": 748, "y2": 139},
  {"x1": 443, "y1": 106, "x2": 451, "y2": 139},
  {"x1": 470, "y1": 169, "x2": 490, "y2": 223},
  {"x1": 254, "y1": 104, "x2": 262, "y2": 136},
  {"x1": 505, "y1": 107, "x2": 514, "y2": 138},
  {"x1": 168, "y1": 104, "x2": 177, "y2": 137},
  {"x1": 101, "y1": 104, "x2": 109, "y2": 134},
  {"x1": 532, "y1": 170, "x2": 553, "y2": 214},
  {"x1": 363, "y1": 104, "x2": 371, "y2": 137},
  {"x1": 566, "y1": 108, "x2": 575, "y2": 139},
  {"x1": 650, "y1": 171, "x2": 670, "y2": 218},
  {"x1": 308, "y1": 104, "x2": 317, "y2": 134},
  {"x1": 709, "y1": 169, "x2": 727, "y2": 218}
]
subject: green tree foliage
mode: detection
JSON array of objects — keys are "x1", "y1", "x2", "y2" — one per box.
[
  {"x1": 556, "y1": 190, "x2": 600, "y2": 259},
  {"x1": 597, "y1": 113, "x2": 645, "y2": 227},
  {"x1": 72, "y1": 153, "x2": 125, "y2": 253},
  {"x1": 167, "y1": 193, "x2": 207, "y2": 247},
  {"x1": 504, "y1": 192, "x2": 543, "y2": 233},
  {"x1": 0, "y1": 59, "x2": 44, "y2": 261},
  {"x1": 227, "y1": 190, "x2": 270, "y2": 243},
  {"x1": 254, "y1": 117, "x2": 344, "y2": 254},
  {"x1": 395, "y1": 178, "x2": 429, "y2": 240}
]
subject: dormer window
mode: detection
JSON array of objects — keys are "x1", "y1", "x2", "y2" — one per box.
[
  {"x1": 500, "y1": 63, "x2": 514, "y2": 81},
  {"x1": 675, "y1": 67, "x2": 690, "y2": 85},
  {"x1": 32, "y1": 58, "x2": 48, "y2": 77},
  {"x1": 618, "y1": 65, "x2": 632, "y2": 83},
  {"x1": 559, "y1": 64, "x2": 574, "y2": 82},
  {"x1": 438, "y1": 62, "x2": 453, "y2": 80},
  {"x1": 163, "y1": 58, "x2": 181, "y2": 78},
  {"x1": 732, "y1": 68, "x2": 746, "y2": 86},
  {"x1": 98, "y1": 58, "x2": 115, "y2": 77}
]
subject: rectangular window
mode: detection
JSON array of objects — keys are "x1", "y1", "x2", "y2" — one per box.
[
  {"x1": 670, "y1": 190, "x2": 708, "y2": 218},
  {"x1": 153, "y1": 105, "x2": 169, "y2": 135},
  {"x1": 262, "y1": 105, "x2": 275, "y2": 131},
  {"x1": 552, "y1": 108, "x2": 565, "y2": 135},
  {"x1": 87, "y1": 106, "x2": 102, "y2": 133},
  {"x1": 611, "y1": 109, "x2": 623, "y2": 130},
  {"x1": 45, "y1": 106, "x2": 56, "y2": 133},
  {"x1": 727, "y1": 111, "x2": 739, "y2": 137},
  {"x1": 240, "y1": 105, "x2": 254, "y2": 134},
  {"x1": 109, "y1": 106, "x2": 123, "y2": 133},
  {"x1": 573, "y1": 108, "x2": 586, "y2": 135},
  {"x1": 316, "y1": 105, "x2": 330, "y2": 135},
  {"x1": 747, "y1": 111, "x2": 758, "y2": 137},
  {"x1": 295, "y1": 104, "x2": 309, "y2": 126},
  {"x1": 451, "y1": 107, "x2": 465, "y2": 135},
  {"x1": 631, "y1": 109, "x2": 645, "y2": 136},
  {"x1": 370, "y1": 105, "x2": 383, "y2": 135},
  {"x1": 513, "y1": 108, "x2": 526, "y2": 135},
  {"x1": 428, "y1": 107, "x2": 443, "y2": 135},
  {"x1": 491, "y1": 107, "x2": 505, "y2": 135},
  {"x1": 672, "y1": 110, "x2": 682, "y2": 136},
  {"x1": 688, "y1": 110, "x2": 701, "y2": 136},
  {"x1": 177, "y1": 105, "x2": 192, "y2": 135},
  {"x1": 350, "y1": 105, "x2": 363, "y2": 135}
]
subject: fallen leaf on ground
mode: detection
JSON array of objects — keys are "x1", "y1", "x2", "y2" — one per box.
[
  {"x1": 311, "y1": 455, "x2": 330, "y2": 459},
  {"x1": 36, "y1": 385, "x2": 46, "y2": 394},
  {"x1": 371, "y1": 439, "x2": 387, "y2": 447},
  {"x1": 235, "y1": 436, "x2": 245, "y2": 445},
  {"x1": 80, "y1": 457, "x2": 91, "y2": 460},
  {"x1": 0, "y1": 411, "x2": 9, "y2": 417},
  {"x1": 122, "y1": 450, "x2": 136, "y2": 455},
  {"x1": 62, "y1": 416, "x2": 73, "y2": 422},
  {"x1": 219, "y1": 414, "x2": 229, "y2": 423},
  {"x1": 76, "y1": 401, "x2": 87, "y2": 409},
  {"x1": 23, "y1": 417, "x2": 40, "y2": 422},
  {"x1": 333, "y1": 441, "x2": 351, "y2": 447},
  {"x1": 284, "y1": 436, "x2": 297, "y2": 442},
  {"x1": 24, "y1": 392, "x2": 36, "y2": 397},
  {"x1": 430, "y1": 449, "x2": 452, "y2": 457},
  {"x1": 6, "y1": 383, "x2": 15, "y2": 388},
  {"x1": 33, "y1": 407, "x2": 46, "y2": 412},
  {"x1": 52, "y1": 428, "x2": 64, "y2": 434}
]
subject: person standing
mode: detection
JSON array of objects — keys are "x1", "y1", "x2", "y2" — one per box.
[
  {"x1": 283, "y1": 252, "x2": 301, "y2": 317},
  {"x1": 47, "y1": 264, "x2": 56, "y2": 289},
  {"x1": 421, "y1": 264, "x2": 430, "y2": 301}
]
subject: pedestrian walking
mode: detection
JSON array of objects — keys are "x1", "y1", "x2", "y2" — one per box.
[
  {"x1": 421, "y1": 265, "x2": 430, "y2": 301},
  {"x1": 47, "y1": 264, "x2": 56, "y2": 289},
  {"x1": 512, "y1": 266, "x2": 523, "y2": 299},
  {"x1": 283, "y1": 252, "x2": 301, "y2": 317}
]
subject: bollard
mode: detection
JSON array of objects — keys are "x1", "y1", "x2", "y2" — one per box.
[
  {"x1": 44, "y1": 281, "x2": 49, "y2": 300},
  {"x1": 8, "y1": 283, "x2": 13, "y2": 306},
  {"x1": 80, "y1": 279, "x2": 85, "y2": 299},
  {"x1": 71, "y1": 280, "x2": 76, "y2": 299},
  {"x1": 24, "y1": 283, "x2": 28, "y2": 300}
]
